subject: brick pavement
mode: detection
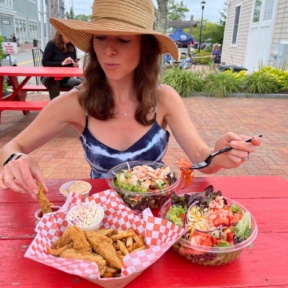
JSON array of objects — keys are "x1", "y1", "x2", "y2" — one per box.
[{"x1": 1, "y1": 93, "x2": 287, "y2": 181}]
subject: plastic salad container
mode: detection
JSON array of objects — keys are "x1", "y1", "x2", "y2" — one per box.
[
  {"x1": 160, "y1": 185, "x2": 258, "y2": 266},
  {"x1": 106, "y1": 161, "x2": 180, "y2": 213}
]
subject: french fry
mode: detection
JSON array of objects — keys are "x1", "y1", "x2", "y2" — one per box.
[
  {"x1": 130, "y1": 245, "x2": 147, "y2": 253},
  {"x1": 47, "y1": 225, "x2": 148, "y2": 279},
  {"x1": 110, "y1": 231, "x2": 135, "y2": 240},
  {"x1": 126, "y1": 236, "x2": 133, "y2": 248},
  {"x1": 106, "y1": 266, "x2": 118, "y2": 273},
  {"x1": 117, "y1": 240, "x2": 129, "y2": 256}
]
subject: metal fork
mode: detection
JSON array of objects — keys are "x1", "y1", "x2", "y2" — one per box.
[{"x1": 191, "y1": 134, "x2": 262, "y2": 170}]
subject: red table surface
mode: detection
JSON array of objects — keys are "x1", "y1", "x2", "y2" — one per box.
[{"x1": 0, "y1": 176, "x2": 287, "y2": 287}]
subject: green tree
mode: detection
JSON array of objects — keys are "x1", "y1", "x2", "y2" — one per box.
[
  {"x1": 168, "y1": 0, "x2": 189, "y2": 21},
  {"x1": 74, "y1": 14, "x2": 91, "y2": 21},
  {"x1": 65, "y1": 7, "x2": 75, "y2": 19}
]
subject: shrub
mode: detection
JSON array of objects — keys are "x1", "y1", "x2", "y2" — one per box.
[
  {"x1": 242, "y1": 70, "x2": 280, "y2": 94},
  {"x1": 259, "y1": 66, "x2": 288, "y2": 93},
  {"x1": 193, "y1": 50, "x2": 211, "y2": 65},
  {"x1": 202, "y1": 71, "x2": 241, "y2": 97},
  {"x1": 161, "y1": 68, "x2": 203, "y2": 97}
]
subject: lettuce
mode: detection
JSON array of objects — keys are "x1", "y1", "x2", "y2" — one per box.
[{"x1": 165, "y1": 206, "x2": 186, "y2": 227}]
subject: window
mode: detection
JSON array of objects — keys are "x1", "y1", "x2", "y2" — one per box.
[
  {"x1": 232, "y1": 5, "x2": 241, "y2": 44},
  {"x1": 264, "y1": 0, "x2": 274, "y2": 21},
  {"x1": 253, "y1": 0, "x2": 262, "y2": 23},
  {"x1": 0, "y1": 0, "x2": 12, "y2": 7}
]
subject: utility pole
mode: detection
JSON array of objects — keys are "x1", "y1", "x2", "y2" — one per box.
[
  {"x1": 39, "y1": 0, "x2": 45, "y2": 51},
  {"x1": 45, "y1": 0, "x2": 51, "y2": 41},
  {"x1": 198, "y1": 1, "x2": 206, "y2": 52}
]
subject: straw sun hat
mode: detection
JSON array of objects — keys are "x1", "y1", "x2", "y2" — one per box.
[{"x1": 50, "y1": 0, "x2": 179, "y2": 61}]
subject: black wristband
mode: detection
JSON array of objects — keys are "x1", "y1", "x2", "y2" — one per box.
[{"x1": 3, "y1": 153, "x2": 25, "y2": 166}]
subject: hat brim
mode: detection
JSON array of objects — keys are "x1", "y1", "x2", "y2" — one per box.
[{"x1": 50, "y1": 18, "x2": 180, "y2": 61}]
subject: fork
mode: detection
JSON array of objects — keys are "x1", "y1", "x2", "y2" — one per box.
[{"x1": 190, "y1": 134, "x2": 262, "y2": 170}]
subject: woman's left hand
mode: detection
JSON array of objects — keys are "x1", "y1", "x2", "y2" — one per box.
[{"x1": 211, "y1": 132, "x2": 262, "y2": 169}]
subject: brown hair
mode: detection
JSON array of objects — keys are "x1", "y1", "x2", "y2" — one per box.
[
  {"x1": 53, "y1": 31, "x2": 75, "y2": 54},
  {"x1": 78, "y1": 35, "x2": 161, "y2": 125}
]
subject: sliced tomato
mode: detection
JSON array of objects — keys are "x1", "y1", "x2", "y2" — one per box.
[
  {"x1": 190, "y1": 231, "x2": 213, "y2": 247},
  {"x1": 227, "y1": 232, "x2": 235, "y2": 244},
  {"x1": 228, "y1": 212, "x2": 242, "y2": 225},
  {"x1": 213, "y1": 216, "x2": 229, "y2": 227}
]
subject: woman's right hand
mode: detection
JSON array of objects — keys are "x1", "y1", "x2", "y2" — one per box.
[
  {"x1": 0, "y1": 155, "x2": 47, "y2": 199},
  {"x1": 62, "y1": 57, "x2": 73, "y2": 66}
]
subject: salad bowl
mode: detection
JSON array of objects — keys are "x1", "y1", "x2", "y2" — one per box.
[
  {"x1": 106, "y1": 161, "x2": 180, "y2": 213},
  {"x1": 160, "y1": 185, "x2": 258, "y2": 266}
]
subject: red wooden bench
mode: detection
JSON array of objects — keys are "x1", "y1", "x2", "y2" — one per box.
[
  {"x1": 0, "y1": 101, "x2": 48, "y2": 110},
  {"x1": 21, "y1": 84, "x2": 70, "y2": 92}
]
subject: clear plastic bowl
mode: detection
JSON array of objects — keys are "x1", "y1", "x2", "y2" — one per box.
[
  {"x1": 106, "y1": 161, "x2": 180, "y2": 213},
  {"x1": 160, "y1": 193, "x2": 258, "y2": 266},
  {"x1": 59, "y1": 180, "x2": 92, "y2": 198},
  {"x1": 66, "y1": 202, "x2": 104, "y2": 231}
]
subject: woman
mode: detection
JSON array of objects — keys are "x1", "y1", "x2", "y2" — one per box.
[
  {"x1": 211, "y1": 43, "x2": 221, "y2": 69},
  {"x1": 0, "y1": 0, "x2": 261, "y2": 198},
  {"x1": 41, "y1": 32, "x2": 81, "y2": 99}
]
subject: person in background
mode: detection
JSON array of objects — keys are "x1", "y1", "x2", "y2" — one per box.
[
  {"x1": 211, "y1": 43, "x2": 221, "y2": 69},
  {"x1": 0, "y1": 0, "x2": 261, "y2": 198},
  {"x1": 41, "y1": 31, "x2": 81, "y2": 100},
  {"x1": 11, "y1": 33, "x2": 17, "y2": 42},
  {"x1": 180, "y1": 53, "x2": 193, "y2": 69}
]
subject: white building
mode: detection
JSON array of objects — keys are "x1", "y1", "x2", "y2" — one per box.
[{"x1": 222, "y1": 0, "x2": 288, "y2": 72}]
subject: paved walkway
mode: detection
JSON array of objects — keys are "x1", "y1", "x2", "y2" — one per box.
[
  {"x1": 1, "y1": 42, "x2": 287, "y2": 181},
  {"x1": 1, "y1": 93, "x2": 287, "y2": 181}
]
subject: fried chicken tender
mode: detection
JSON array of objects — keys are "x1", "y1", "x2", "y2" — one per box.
[
  {"x1": 55, "y1": 226, "x2": 91, "y2": 253},
  {"x1": 36, "y1": 182, "x2": 53, "y2": 214},
  {"x1": 85, "y1": 231, "x2": 123, "y2": 269},
  {"x1": 60, "y1": 248, "x2": 107, "y2": 276},
  {"x1": 46, "y1": 243, "x2": 73, "y2": 256}
]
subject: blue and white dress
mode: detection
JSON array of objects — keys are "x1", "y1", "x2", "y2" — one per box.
[{"x1": 80, "y1": 116, "x2": 170, "y2": 178}]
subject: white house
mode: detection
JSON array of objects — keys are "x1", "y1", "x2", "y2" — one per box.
[{"x1": 222, "y1": 0, "x2": 288, "y2": 72}]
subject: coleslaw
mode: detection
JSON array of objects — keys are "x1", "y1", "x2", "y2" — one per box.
[{"x1": 67, "y1": 201, "x2": 104, "y2": 228}]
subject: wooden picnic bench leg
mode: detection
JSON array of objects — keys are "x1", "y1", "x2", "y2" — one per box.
[{"x1": 9, "y1": 76, "x2": 30, "y2": 115}]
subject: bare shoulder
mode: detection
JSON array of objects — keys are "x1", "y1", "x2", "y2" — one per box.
[{"x1": 156, "y1": 84, "x2": 186, "y2": 113}]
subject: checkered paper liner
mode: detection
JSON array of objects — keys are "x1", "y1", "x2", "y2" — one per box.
[{"x1": 25, "y1": 189, "x2": 185, "y2": 288}]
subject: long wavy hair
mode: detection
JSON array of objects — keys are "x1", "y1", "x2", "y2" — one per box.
[
  {"x1": 53, "y1": 31, "x2": 75, "y2": 54},
  {"x1": 78, "y1": 35, "x2": 161, "y2": 126}
]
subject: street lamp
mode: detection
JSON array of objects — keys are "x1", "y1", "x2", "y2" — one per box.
[{"x1": 198, "y1": 0, "x2": 206, "y2": 52}]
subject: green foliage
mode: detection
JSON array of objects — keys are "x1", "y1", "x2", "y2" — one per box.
[
  {"x1": 168, "y1": 0, "x2": 189, "y2": 20},
  {"x1": 242, "y1": 70, "x2": 280, "y2": 94},
  {"x1": 65, "y1": 7, "x2": 75, "y2": 19},
  {"x1": 161, "y1": 68, "x2": 203, "y2": 97},
  {"x1": 0, "y1": 35, "x2": 6, "y2": 61},
  {"x1": 193, "y1": 50, "x2": 211, "y2": 65},
  {"x1": 259, "y1": 66, "x2": 288, "y2": 92},
  {"x1": 2, "y1": 80, "x2": 8, "y2": 93},
  {"x1": 202, "y1": 71, "x2": 241, "y2": 97},
  {"x1": 74, "y1": 14, "x2": 91, "y2": 21}
]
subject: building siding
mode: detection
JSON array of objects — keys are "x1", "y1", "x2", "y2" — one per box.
[{"x1": 222, "y1": 0, "x2": 253, "y2": 66}]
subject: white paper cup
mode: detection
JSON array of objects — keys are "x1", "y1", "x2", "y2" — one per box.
[
  {"x1": 59, "y1": 181, "x2": 92, "y2": 198},
  {"x1": 67, "y1": 202, "x2": 104, "y2": 231},
  {"x1": 35, "y1": 206, "x2": 61, "y2": 225}
]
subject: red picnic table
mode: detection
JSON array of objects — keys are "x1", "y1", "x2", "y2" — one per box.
[
  {"x1": 0, "y1": 175, "x2": 287, "y2": 287},
  {"x1": 0, "y1": 66, "x2": 83, "y2": 120}
]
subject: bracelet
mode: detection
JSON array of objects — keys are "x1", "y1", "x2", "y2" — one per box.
[{"x1": 3, "y1": 153, "x2": 26, "y2": 166}]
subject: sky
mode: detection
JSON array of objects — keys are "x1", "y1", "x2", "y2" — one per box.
[{"x1": 64, "y1": 0, "x2": 226, "y2": 23}]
